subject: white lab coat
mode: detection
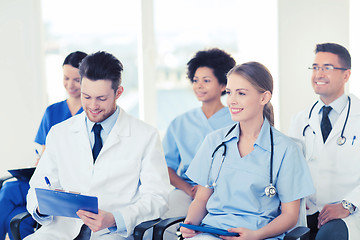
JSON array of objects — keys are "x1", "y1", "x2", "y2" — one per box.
[
  {"x1": 26, "y1": 107, "x2": 170, "y2": 240},
  {"x1": 288, "y1": 94, "x2": 360, "y2": 240}
]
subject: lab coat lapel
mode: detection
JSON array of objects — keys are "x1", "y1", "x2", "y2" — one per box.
[
  {"x1": 326, "y1": 99, "x2": 349, "y2": 143},
  {"x1": 308, "y1": 103, "x2": 322, "y2": 138},
  {"x1": 349, "y1": 94, "x2": 360, "y2": 116},
  {"x1": 69, "y1": 112, "x2": 93, "y2": 161},
  {"x1": 99, "y1": 108, "x2": 130, "y2": 156}
]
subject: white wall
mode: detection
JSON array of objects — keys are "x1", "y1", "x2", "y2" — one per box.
[
  {"x1": 278, "y1": 0, "x2": 349, "y2": 133},
  {"x1": 0, "y1": 0, "x2": 46, "y2": 174},
  {"x1": 350, "y1": 0, "x2": 360, "y2": 97}
]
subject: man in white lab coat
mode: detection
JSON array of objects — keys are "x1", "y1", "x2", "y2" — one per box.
[
  {"x1": 25, "y1": 51, "x2": 170, "y2": 239},
  {"x1": 289, "y1": 43, "x2": 360, "y2": 240}
]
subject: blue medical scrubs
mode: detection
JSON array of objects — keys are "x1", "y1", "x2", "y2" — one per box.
[
  {"x1": 35, "y1": 100, "x2": 83, "y2": 145},
  {"x1": 163, "y1": 107, "x2": 234, "y2": 184},
  {"x1": 0, "y1": 100, "x2": 82, "y2": 240},
  {"x1": 186, "y1": 120, "x2": 315, "y2": 240}
]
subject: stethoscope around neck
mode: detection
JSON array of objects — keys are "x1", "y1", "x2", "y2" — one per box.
[
  {"x1": 205, "y1": 123, "x2": 277, "y2": 198},
  {"x1": 302, "y1": 96, "x2": 351, "y2": 145}
]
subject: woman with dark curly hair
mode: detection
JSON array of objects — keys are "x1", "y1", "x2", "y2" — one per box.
[{"x1": 162, "y1": 48, "x2": 236, "y2": 239}]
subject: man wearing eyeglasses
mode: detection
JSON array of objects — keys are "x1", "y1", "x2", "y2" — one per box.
[{"x1": 289, "y1": 43, "x2": 360, "y2": 240}]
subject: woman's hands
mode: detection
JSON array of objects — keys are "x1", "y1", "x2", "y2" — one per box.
[
  {"x1": 186, "y1": 185, "x2": 199, "y2": 199},
  {"x1": 180, "y1": 220, "x2": 199, "y2": 239},
  {"x1": 180, "y1": 186, "x2": 214, "y2": 238},
  {"x1": 168, "y1": 168, "x2": 199, "y2": 199},
  {"x1": 180, "y1": 225, "x2": 261, "y2": 240},
  {"x1": 221, "y1": 228, "x2": 260, "y2": 240}
]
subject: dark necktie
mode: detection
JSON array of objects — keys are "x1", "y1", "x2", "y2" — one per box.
[
  {"x1": 92, "y1": 123, "x2": 102, "y2": 162},
  {"x1": 321, "y1": 106, "x2": 332, "y2": 143},
  {"x1": 74, "y1": 224, "x2": 91, "y2": 240}
]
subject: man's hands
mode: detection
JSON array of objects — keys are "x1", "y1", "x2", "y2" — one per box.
[
  {"x1": 77, "y1": 209, "x2": 116, "y2": 232},
  {"x1": 317, "y1": 203, "x2": 350, "y2": 228}
]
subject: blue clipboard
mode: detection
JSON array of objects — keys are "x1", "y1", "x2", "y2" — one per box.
[
  {"x1": 8, "y1": 167, "x2": 36, "y2": 182},
  {"x1": 35, "y1": 188, "x2": 98, "y2": 218},
  {"x1": 180, "y1": 223, "x2": 239, "y2": 237}
]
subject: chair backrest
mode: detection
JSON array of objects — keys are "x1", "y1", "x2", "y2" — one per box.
[{"x1": 0, "y1": 175, "x2": 15, "y2": 189}]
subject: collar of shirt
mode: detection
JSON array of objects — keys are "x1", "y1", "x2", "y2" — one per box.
[
  {"x1": 318, "y1": 94, "x2": 348, "y2": 125},
  {"x1": 86, "y1": 107, "x2": 120, "y2": 147},
  {"x1": 222, "y1": 119, "x2": 271, "y2": 153},
  {"x1": 254, "y1": 119, "x2": 271, "y2": 153},
  {"x1": 222, "y1": 123, "x2": 240, "y2": 143}
]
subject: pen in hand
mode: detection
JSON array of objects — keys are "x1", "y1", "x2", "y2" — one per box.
[
  {"x1": 44, "y1": 177, "x2": 71, "y2": 192},
  {"x1": 44, "y1": 176, "x2": 51, "y2": 189},
  {"x1": 35, "y1": 149, "x2": 42, "y2": 166},
  {"x1": 35, "y1": 149, "x2": 42, "y2": 158}
]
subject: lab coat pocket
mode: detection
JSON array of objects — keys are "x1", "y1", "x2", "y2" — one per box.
[{"x1": 333, "y1": 136, "x2": 360, "y2": 174}]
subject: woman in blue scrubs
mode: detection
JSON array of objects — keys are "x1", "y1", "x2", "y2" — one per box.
[
  {"x1": 0, "y1": 51, "x2": 87, "y2": 240},
  {"x1": 34, "y1": 51, "x2": 87, "y2": 152},
  {"x1": 181, "y1": 62, "x2": 315, "y2": 240},
  {"x1": 162, "y1": 49, "x2": 236, "y2": 231}
]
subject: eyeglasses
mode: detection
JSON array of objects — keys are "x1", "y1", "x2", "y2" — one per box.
[{"x1": 308, "y1": 65, "x2": 348, "y2": 73}]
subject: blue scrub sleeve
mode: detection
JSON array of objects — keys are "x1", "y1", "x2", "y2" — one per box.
[
  {"x1": 34, "y1": 110, "x2": 51, "y2": 145},
  {"x1": 163, "y1": 125, "x2": 181, "y2": 171},
  {"x1": 275, "y1": 143, "x2": 315, "y2": 203},
  {"x1": 185, "y1": 135, "x2": 213, "y2": 187}
]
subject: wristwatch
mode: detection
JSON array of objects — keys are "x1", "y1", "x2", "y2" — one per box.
[{"x1": 341, "y1": 200, "x2": 356, "y2": 214}]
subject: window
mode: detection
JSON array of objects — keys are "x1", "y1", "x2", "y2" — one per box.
[
  {"x1": 41, "y1": 0, "x2": 139, "y2": 116},
  {"x1": 154, "y1": 0, "x2": 279, "y2": 131}
]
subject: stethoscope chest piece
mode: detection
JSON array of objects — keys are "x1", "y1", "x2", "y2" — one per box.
[
  {"x1": 337, "y1": 136, "x2": 346, "y2": 146},
  {"x1": 205, "y1": 182, "x2": 216, "y2": 188},
  {"x1": 265, "y1": 184, "x2": 277, "y2": 198}
]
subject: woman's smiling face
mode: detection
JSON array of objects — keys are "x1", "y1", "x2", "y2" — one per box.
[{"x1": 226, "y1": 73, "x2": 268, "y2": 123}]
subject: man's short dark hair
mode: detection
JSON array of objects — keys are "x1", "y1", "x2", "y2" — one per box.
[
  {"x1": 79, "y1": 51, "x2": 123, "y2": 92},
  {"x1": 315, "y1": 43, "x2": 351, "y2": 69}
]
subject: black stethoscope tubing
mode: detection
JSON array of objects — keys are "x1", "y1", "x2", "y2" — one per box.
[
  {"x1": 302, "y1": 101, "x2": 318, "y2": 136},
  {"x1": 207, "y1": 123, "x2": 276, "y2": 197},
  {"x1": 302, "y1": 96, "x2": 351, "y2": 146},
  {"x1": 269, "y1": 127, "x2": 274, "y2": 186},
  {"x1": 210, "y1": 124, "x2": 236, "y2": 159}
]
